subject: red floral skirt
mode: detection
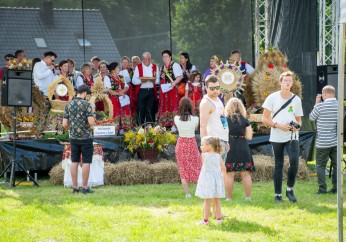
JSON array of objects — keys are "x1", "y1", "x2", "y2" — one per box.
[{"x1": 175, "y1": 137, "x2": 202, "y2": 183}]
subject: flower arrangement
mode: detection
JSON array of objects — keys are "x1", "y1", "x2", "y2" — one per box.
[
  {"x1": 8, "y1": 59, "x2": 31, "y2": 70},
  {"x1": 95, "y1": 111, "x2": 115, "y2": 125},
  {"x1": 124, "y1": 125, "x2": 176, "y2": 153}
]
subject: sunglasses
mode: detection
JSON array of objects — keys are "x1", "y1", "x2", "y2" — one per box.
[
  {"x1": 208, "y1": 86, "x2": 221, "y2": 91},
  {"x1": 6, "y1": 58, "x2": 13, "y2": 61}
]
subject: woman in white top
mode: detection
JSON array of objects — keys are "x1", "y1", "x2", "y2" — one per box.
[{"x1": 174, "y1": 97, "x2": 202, "y2": 198}]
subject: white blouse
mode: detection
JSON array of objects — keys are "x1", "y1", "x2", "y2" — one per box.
[{"x1": 174, "y1": 115, "x2": 199, "y2": 138}]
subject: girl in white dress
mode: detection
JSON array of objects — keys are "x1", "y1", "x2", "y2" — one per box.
[{"x1": 195, "y1": 136, "x2": 226, "y2": 225}]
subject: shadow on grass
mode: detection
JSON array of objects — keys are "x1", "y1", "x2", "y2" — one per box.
[{"x1": 209, "y1": 218, "x2": 277, "y2": 235}]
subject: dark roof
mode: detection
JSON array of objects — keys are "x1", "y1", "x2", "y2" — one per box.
[{"x1": 0, "y1": 7, "x2": 121, "y2": 68}]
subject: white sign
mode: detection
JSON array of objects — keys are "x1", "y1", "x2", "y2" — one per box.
[{"x1": 94, "y1": 126, "x2": 116, "y2": 136}]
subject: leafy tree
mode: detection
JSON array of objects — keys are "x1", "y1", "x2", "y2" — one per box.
[{"x1": 172, "y1": 0, "x2": 253, "y2": 72}]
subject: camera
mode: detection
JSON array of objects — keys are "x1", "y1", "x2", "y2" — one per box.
[
  {"x1": 289, "y1": 121, "x2": 300, "y2": 130},
  {"x1": 317, "y1": 94, "x2": 324, "y2": 102}
]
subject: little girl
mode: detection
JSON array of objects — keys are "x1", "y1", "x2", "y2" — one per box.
[
  {"x1": 185, "y1": 71, "x2": 204, "y2": 115},
  {"x1": 195, "y1": 136, "x2": 226, "y2": 225},
  {"x1": 224, "y1": 97, "x2": 255, "y2": 201}
]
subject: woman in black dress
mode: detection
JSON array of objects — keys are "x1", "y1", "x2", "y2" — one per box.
[{"x1": 225, "y1": 97, "x2": 255, "y2": 201}]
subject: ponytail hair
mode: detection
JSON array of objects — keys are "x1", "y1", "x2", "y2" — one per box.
[{"x1": 202, "y1": 136, "x2": 223, "y2": 154}]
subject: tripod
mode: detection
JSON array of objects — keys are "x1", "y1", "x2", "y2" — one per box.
[{"x1": 0, "y1": 106, "x2": 39, "y2": 187}]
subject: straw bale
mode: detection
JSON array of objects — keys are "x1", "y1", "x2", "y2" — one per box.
[
  {"x1": 150, "y1": 160, "x2": 180, "y2": 184},
  {"x1": 48, "y1": 163, "x2": 64, "y2": 185},
  {"x1": 106, "y1": 160, "x2": 152, "y2": 185}
]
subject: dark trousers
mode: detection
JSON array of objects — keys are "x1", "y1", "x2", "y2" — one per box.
[
  {"x1": 316, "y1": 146, "x2": 337, "y2": 192},
  {"x1": 271, "y1": 140, "x2": 300, "y2": 194},
  {"x1": 137, "y1": 88, "x2": 155, "y2": 125}
]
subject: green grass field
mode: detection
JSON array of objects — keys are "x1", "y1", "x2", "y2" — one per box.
[{"x1": 0, "y1": 177, "x2": 344, "y2": 242}]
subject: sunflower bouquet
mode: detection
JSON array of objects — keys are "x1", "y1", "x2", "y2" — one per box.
[{"x1": 124, "y1": 125, "x2": 176, "y2": 153}]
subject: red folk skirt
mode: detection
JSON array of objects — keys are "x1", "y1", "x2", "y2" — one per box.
[
  {"x1": 175, "y1": 137, "x2": 202, "y2": 183},
  {"x1": 109, "y1": 95, "x2": 132, "y2": 131},
  {"x1": 158, "y1": 86, "x2": 179, "y2": 127}
]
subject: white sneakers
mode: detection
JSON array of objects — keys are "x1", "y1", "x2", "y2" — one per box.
[
  {"x1": 196, "y1": 220, "x2": 209, "y2": 225},
  {"x1": 185, "y1": 194, "x2": 192, "y2": 198}
]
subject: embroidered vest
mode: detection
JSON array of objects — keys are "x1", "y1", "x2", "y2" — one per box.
[
  {"x1": 79, "y1": 74, "x2": 93, "y2": 88},
  {"x1": 138, "y1": 63, "x2": 157, "y2": 78},
  {"x1": 110, "y1": 75, "x2": 125, "y2": 91},
  {"x1": 160, "y1": 62, "x2": 176, "y2": 84}
]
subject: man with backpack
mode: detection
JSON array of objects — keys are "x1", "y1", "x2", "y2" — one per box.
[{"x1": 309, "y1": 85, "x2": 338, "y2": 194}]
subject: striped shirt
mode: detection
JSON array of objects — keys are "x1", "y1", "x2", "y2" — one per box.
[{"x1": 309, "y1": 98, "x2": 338, "y2": 148}]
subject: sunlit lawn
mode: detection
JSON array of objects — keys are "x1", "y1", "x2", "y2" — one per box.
[{"x1": 0, "y1": 177, "x2": 345, "y2": 241}]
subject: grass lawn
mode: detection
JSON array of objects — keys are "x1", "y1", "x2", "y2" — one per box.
[{"x1": 0, "y1": 177, "x2": 345, "y2": 242}]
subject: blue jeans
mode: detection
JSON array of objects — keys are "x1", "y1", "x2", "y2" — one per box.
[{"x1": 271, "y1": 140, "x2": 299, "y2": 194}]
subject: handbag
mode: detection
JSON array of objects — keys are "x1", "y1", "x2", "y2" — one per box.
[
  {"x1": 272, "y1": 94, "x2": 296, "y2": 119},
  {"x1": 178, "y1": 82, "x2": 186, "y2": 96}
]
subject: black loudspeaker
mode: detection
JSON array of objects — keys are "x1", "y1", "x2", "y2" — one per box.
[
  {"x1": 1, "y1": 69, "x2": 32, "y2": 106},
  {"x1": 317, "y1": 65, "x2": 346, "y2": 98}
]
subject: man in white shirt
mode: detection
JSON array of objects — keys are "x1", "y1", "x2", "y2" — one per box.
[
  {"x1": 262, "y1": 71, "x2": 303, "y2": 203},
  {"x1": 132, "y1": 52, "x2": 160, "y2": 125},
  {"x1": 33, "y1": 51, "x2": 57, "y2": 96}
]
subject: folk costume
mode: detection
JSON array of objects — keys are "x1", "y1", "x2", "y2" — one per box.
[
  {"x1": 185, "y1": 81, "x2": 204, "y2": 115},
  {"x1": 108, "y1": 75, "x2": 132, "y2": 131},
  {"x1": 132, "y1": 63, "x2": 159, "y2": 125},
  {"x1": 158, "y1": 61, "x2": 183, "y2": 127},
  {"x1": 179, "y1": 64, "x2": 196, "y2": 100},
  {"x1": 76, "y1": 73, "x2": 94, "y2": 89},
  {"x1": 120, "y1": 68, "x2": 137, "y2": 123}
]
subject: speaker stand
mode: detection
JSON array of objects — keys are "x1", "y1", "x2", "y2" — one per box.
[{"x1": 0, "y1": 106, "x2": 39, "y2": 187}]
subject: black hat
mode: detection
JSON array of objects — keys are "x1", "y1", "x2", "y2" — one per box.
[
  {"x1": 77, "y1": 84, "x2": 91, "y2": 94},
  {"x1": 107, "y1": 62, "x2": 119, "y2": 72}
]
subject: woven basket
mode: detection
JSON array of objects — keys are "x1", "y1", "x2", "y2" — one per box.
[{"x1": 137, "y1": 148, "x2": 159, "y2": 164}]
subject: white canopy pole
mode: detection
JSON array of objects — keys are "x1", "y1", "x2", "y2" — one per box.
[{"x1": 337, "y1": 1, "x2": 345, "y2": 241}]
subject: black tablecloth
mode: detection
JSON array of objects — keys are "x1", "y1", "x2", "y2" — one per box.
[
  {"x1": 0, "y1": 132, "x2": 315, "y2": 173},
  {"x1": 0, "y1": 137, "x2": 124, "y2": 173}
]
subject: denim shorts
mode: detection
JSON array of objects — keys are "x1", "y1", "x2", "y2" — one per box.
[{"x1": 70, "y1": 138, "x2": 94, "y2": 163}]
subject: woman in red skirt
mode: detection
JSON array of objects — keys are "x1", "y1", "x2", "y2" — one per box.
[
  {"x1": 106, "y1": 62, "x2": 132, "y2": 133},
  {"x1": 174, "y1": 97, "x2": 202, "y2": 198}
]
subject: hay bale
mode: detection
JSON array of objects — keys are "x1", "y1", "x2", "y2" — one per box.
[
  {"x1": 49, "y1": 163, "x2": 64, "y2": 185},
  {"x1": 103, "y1": 162, "x2": 114, "y2": 185},
  {"x1": 246, "y1": 155, "x2": 309, "y2": 182},
  {"x1": 150, "y1": 160, "x2": 180, "y2": 184},
  {"x1": 106, "y1": 160, "x2": 152, "y2": 185}
]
